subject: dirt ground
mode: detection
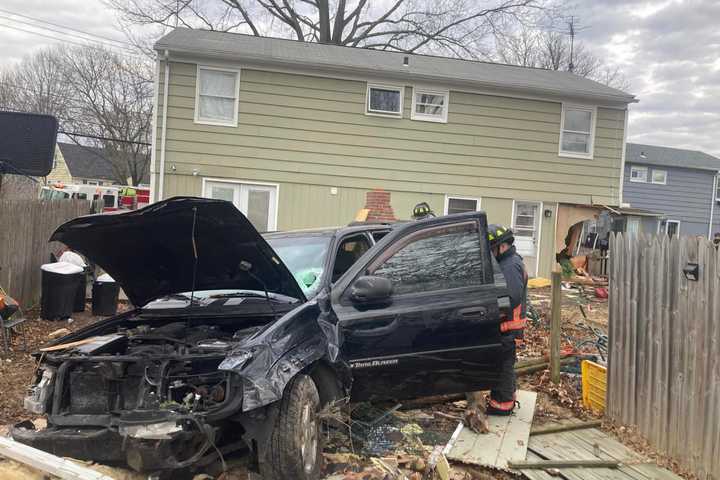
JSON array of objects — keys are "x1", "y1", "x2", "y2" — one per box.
[{"x1": 0, "y1": 288, "x2": 693, "y2": 480}]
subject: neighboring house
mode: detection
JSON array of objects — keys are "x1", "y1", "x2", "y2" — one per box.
[
  {"x1": 151, "y1": 28, "x2": 636, "y2": 278},
  {"x1": 47, "y1": 142, "x2": 150, "y2": 186},
  {"x1": 623, "y1": 143, "x2": 720, "y2": 238}
]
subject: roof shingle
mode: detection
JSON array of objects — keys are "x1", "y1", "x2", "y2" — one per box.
[
  {"x1": 626, "y1": 143, "x2": 720, "y2": 172},
  {"x1": 155, "y1": 28, "x2": 636, "y2": 105}
]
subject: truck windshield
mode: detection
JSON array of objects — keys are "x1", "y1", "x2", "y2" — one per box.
[{"x1": 265, "y1": 235, "x2": 331, "y2": 297}]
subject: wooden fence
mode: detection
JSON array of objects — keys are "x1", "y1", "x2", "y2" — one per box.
[
  {"x1": 607, "y1": 233, "x2": 720, "y2": 479},
  {"x1": 0, "y1": 200, "x2": 92, "y2": 307}
]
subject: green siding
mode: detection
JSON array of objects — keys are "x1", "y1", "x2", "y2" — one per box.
[{"x1": 154, "y1": 60, "x2": 628, "y2": 277}]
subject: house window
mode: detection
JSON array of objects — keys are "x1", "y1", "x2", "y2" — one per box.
[
  {"x1": 715, "y1": 174, "x2": 720, "y2": 201},
  {"x1": 445, "y1": 196, "x2": 480, "y2": 215},
  {"x1": 651, "y1": 169, "x2": 667, "y2": 184},
  {"x1": 203, "y1": 179, "x2": 278, "y2": 232},
  {"x1": 411, "y1": 88, "x2": 448, "y2": 122},
  {"x1": 630, "y1": 166, "x2": 648, "y2": 183},
  {"x1": 195, "y1": 66, "x2": 240, "y2": 126},
  {"x1": 559, "y1": 104, "x2": 595, "y2": 158},
  {"x1": 664, "y1": 220, "x2": 680, "y2": 237},
  {"x1": 366, "y1": 84, "x2": 403, "y2": 116}
]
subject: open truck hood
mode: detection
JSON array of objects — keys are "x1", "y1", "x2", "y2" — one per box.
[{"x1": 50, "y1": 197, "x2": 306, "y2": 306}]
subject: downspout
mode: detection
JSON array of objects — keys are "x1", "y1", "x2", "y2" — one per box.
[
  {"x1": 158, "y1": 50, "x2": 170, "y2": 201},
  {"x1": 149, "y1": 55, "x2": 160, "y2": 202},
  {"x1": 618, "y1": 108, "x2": 629, "y2": 206},
  {"x1": 708, "y1": 172, "x2": 719, "y2": 239}
]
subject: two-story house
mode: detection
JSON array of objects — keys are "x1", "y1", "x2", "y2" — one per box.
[
  {"x1": 150, "y1": 29, "x2": 636, "y2": 278},
  {"x1": 623, "y1": 143, "x2": 720, "y2": 238}
]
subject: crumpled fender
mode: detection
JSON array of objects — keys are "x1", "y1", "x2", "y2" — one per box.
[{"x1": 219, "y1": 291, "x2": 350, "y2": 411}]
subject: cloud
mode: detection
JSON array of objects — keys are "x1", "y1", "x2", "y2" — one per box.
[{"x1": 572, "y1": 0, "x2": 720, "y2": 156}]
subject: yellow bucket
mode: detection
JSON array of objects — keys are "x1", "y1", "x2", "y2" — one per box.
[{"x1": 581, "y1": 360, "x2": 607, "y2": 413}]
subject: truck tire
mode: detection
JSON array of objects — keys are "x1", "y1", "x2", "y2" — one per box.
[{"x1": 259, "y1": 374, "x2": 322, "y2": 480}]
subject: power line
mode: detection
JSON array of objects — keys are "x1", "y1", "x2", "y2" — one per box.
[
  {"x1": 0, "y1": 7, "x2": 134, "y2": 47},
  {"x1": 60, "y1": 130, "x2": 151, "y2": 146},
  {"x1": 0, "y1": 21, "x2": 116, "y2": 50},
  {"x1": 0, "y1": 14, "x2": 135, "y2": 53}
]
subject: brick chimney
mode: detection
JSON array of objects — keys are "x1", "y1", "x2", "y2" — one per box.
[{"x1": 364, "y1": 189, "x2": 396, "y2": 222}]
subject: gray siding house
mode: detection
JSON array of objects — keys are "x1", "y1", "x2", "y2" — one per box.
[{"x1": 623, "y1": 143, "x2": 720, "y2": 238}]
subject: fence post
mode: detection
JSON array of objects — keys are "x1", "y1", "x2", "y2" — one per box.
[{"x1": 550, "y1": 269, "x2": 562, "y2": 384}]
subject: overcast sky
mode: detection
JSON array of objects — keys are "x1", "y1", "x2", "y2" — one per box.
[{"x1": 0, "y1": 0, "x2": 718, "y2": 156}]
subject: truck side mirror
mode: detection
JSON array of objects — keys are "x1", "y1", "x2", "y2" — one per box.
[{"x1": 349, "y1": 276, "x2": 393, "y2": 307}]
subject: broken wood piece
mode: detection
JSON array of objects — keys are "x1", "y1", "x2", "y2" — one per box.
[
  {"x1": 515, "y1": 357, "x2": 576, "y2": 376},
  {"x1": 530, "y1": 420, "x2": 603, "y2": 436},
  {"x1": 434, "y1": 454, "x2": 450, "y2": 480},
  {"x1": 47, "y1": 328, "x2": 71, "y2": 339},
  {"x1": 40, "y1": 336, "x2": 100, "y2": 352},
  {"x1": 433, "y1": 411, "x2": 462, "y2": 422},
  {"x1": 508, "y1": 459, "x2": 620, "y2": 469},
  {"x1": 0, "y1": 436, "x2": 114, "y2": 480}
]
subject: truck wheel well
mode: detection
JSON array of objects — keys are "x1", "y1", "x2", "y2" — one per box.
[{"x1": 307, "y1": 362, "x2": 344, "y2": 407}]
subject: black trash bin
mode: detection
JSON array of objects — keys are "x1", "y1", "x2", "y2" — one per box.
[
  {"x1": 41, "y1": 262, "x2": 84, "y2": 320},
  {"x1": 92, "y1": 274, "x2": 120, "y2": 316},
  {"x1": 72, "y1": 271, "x2": 88, "y2": 312}
]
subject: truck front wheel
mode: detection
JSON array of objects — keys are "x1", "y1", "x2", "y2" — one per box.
[{"x1": 259, "y1": 374, "x2": 322, "y2": 480}]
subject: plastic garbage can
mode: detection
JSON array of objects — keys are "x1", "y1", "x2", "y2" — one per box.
[
  {"x1": 60, "y1": 251, "x2": 88, "y2": 313},
  {"x1": 41, "y1": 262, "x2": 84, "y2": 320},
  {"x1": 92, "y1": 273, "x2": 120, "y2": 316}
]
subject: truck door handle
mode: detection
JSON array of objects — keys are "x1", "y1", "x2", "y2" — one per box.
[
  {"x1": 350, "y1": 317, "x2": 400, "y2": 337},
  {"x1": 459, "y1": 307, "x2": 487, "y2": 319}
]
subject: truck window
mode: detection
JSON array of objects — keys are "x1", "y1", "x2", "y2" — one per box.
[
  {"x1": 370, "y1": 222, "x2": 486, "y2": 295},
  {"x1": 332, "y1": 234, "x2": 371, "y2": 282}
]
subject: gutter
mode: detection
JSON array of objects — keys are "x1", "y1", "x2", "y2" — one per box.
[
  {"x1": 158, "y1": 50, "x2": 170, "y2": 202},
  {"x1": 709, "y1": 171, "x2": 719, "y2": 239}
]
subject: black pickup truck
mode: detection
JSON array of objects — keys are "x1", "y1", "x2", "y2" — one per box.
[{"x1": 13, "y1": 196, "x2": 510, "y2": 479}]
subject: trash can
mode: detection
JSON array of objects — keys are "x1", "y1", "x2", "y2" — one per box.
[
  {"x1": 92, "y1": 273, "x2": 120, "y2": 316},
  {"x1": 59, "y1": 251, "x2": 88, "y2": 313},
  {"x1": 41, "y1": 262, "x2": 84, "y2": 320}
]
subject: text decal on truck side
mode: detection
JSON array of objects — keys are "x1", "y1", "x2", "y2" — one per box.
[{"x1": 350, "y1": 358, "x2": 400, "y2": 369}]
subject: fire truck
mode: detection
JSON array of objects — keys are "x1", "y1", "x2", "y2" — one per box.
[{"x1": 39, "y1": 183, "x2": 150, "y2": 212}]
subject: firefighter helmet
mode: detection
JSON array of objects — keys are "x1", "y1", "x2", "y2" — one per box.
[
  {"x1": 412, "y1": 202, "x2": 435, "y2": 220},
  {"x1": 487, "y1": 224, "x2": 514, "y2": 248}
]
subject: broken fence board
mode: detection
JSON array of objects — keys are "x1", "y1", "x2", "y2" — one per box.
[
  {"x1": 0, "y1": 437, "x2": 114, "y2": 480},
  {"x1": 445, "y1": 390, "x2": 536, "y2": 470}
]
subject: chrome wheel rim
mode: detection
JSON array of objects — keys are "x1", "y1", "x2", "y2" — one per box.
[{"x1": 300, "y1": 403, "x2": 318, "y2": 474}]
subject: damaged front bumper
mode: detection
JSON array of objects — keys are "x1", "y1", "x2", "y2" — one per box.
[{"x1": 12, "y1": 419, "x2": 213, "y2": 471}]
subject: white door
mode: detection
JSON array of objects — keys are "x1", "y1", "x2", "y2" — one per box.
[
  {"x1": 204, "y1": 180, "x2": 278, "y2": 232},
  {"x1": 512, "y1": 201, "x2": 541, "y2": 277}
]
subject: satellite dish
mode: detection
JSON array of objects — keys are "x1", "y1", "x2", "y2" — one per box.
[{"x1": 0, "y1": 111, "x2": 58, "y2": 177}]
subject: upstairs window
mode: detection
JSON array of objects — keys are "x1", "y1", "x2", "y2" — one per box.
[
  {"x1": 195, "y1": 66, "x2": 240, "y2": 126},
  {"x1": 716, "y1": 174, "x2": 720, "y2": 201},
  {"x1": 559, "y1": 104, "x2": 595, "y2": 158},
  {"x1": 411, "y1": 88, "x2": 449, "y2": 123},
  {"x1": 366, "y1": 84, "x2": 403, "y2": 117},
  {"x1": 630, "y1": 166, "x2": 648, "y2": 183},
  {"x1": 651, "y1": 169, "x2": 667, "y2": 184}
]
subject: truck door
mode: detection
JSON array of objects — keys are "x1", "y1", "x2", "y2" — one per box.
[{"x1": 330, "y1": 214, "x2": 506, "y2": 402}]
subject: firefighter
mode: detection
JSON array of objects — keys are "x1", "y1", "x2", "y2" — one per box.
[
  {"x1": 411, "y1": 202, "x2": 435, "y2": 220},
  {"x1": 486, "y1": 224, "x2": 528, "y2": 415}
]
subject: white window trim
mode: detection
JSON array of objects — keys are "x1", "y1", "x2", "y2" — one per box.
[
  {"x1": 716, "y1": 174, "x2": 720, "y2": 202},
  {"x1": 201, "y1": 177, "x2": 279, "y2": 231},
  {"x1": 664, "y1": 219, "x2": 681, "y2": 237},
  {"x1": 651, "y1": 169, "x2": 667, "y2": 185},
  {"x1": 511, "y1": 199, "x2": 543, "y2": 278},
  {"x1": 443, "y1": 195, "x2": 481, "y2": 215},
  {"x1": 194, "y1": 65, "x2": 241, "y2": 127},
  {"x1": 629, "y1": 166, "x2": 648, "y2": 183},
  {"x1": 366, "y1": 83, "x2": 404, "y2": 117},
  {"x1": 411, "y1": 87, "x2": 449, "y2": 123},
  {"x1": 558, "y1": 103, "x2": 597, "y2": 159}
]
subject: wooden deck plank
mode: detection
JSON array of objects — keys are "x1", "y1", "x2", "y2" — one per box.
[{"x1": 446, "y1": 390, "x2": 536, "y2": 469}]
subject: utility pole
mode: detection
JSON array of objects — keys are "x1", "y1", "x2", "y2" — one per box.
[{"x1": 568, "y1": 16, "x2": 576, "y2": 73}]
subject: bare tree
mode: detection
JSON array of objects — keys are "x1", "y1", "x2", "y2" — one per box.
[
  {"x1": 60, "y1": 47, "x2": 153, "y2": 186},
  {"x1": 0, "y1": 47, "x2": 74, "y2": 118},
  {"x1": 494, "y1": 27, "x2": 629, "y2": 89},
  {"x1": 107, "y1": 0, "x2": 546, "y2": 58}
]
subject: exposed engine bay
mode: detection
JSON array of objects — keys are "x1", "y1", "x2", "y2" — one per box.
[{"x1": 26, "y1": 319, "x2": 264, "y2": 418}]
